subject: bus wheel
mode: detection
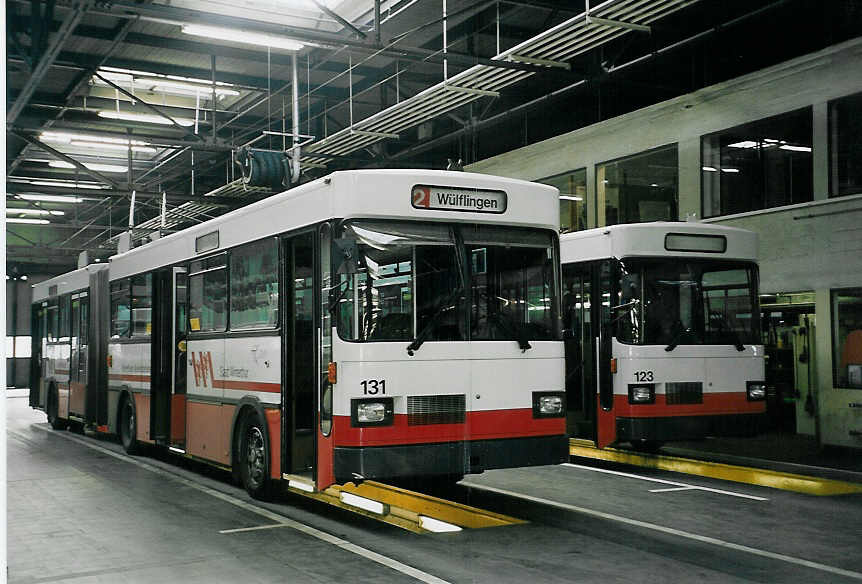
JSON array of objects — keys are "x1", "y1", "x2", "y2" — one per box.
[
  {"x1": 239, "y1": 411, "x2": 271, "y2": 500},
  {"x1": 119, "y1": 395, "x2": 140, "y2": 455},
  {"x1": 46, "y1": 386, "x2": 67, "y2": 431},
  {"x1": 630, "y1": 439, "x2": 664, "y2": 453}
]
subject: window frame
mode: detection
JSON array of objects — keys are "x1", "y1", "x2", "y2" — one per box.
[
  {"x1": 595, "y1": 143, "x2": 679, "y2": 227},
  {"x1": 828, "y1": 91, "x2": 862, "y2": 199},
  {"x1": 831, "y1": 287, "x2": 862, "y2": 390},
  {"x1": 228, "y1": 237, "x2": 280, "y2": 332}
]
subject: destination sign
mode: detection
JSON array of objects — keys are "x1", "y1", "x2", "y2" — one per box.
[{"x1": 411, "y1": 184, "x2": 507, "y2": 214}]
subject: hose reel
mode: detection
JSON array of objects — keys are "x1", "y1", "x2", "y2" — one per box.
[{"x1": 235, "y1": 148, "x2": 296, "y2": 190}]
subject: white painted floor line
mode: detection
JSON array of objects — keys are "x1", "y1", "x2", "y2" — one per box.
[
  {"x1": 562, "y1": 462, "x2": 769, "y2": 501},
  {"x1": 220, "y1": 524, "x2": 293, "y2": 534},
  {"x1": 462, "y1": 482, "x2": 862, "y2": 582},
  {"x1": 27, "y1": 426, "x2": 452, "y2": 584},
  {"x1": 649, "y1": 486, "x2": 696, "y2": 493}
]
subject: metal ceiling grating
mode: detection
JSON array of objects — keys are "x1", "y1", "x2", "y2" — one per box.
[
  {"x1": 301, "y1": 0, "x2": 699, "y2": 166},
  {"x1": 102, "y1": 179, "x2": 272, "y2": 246}
]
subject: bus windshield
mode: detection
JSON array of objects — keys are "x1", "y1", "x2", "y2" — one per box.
[
  {"x1": 335, "y1": 220, "x2": 560, "y2": 344},
  {"x1": 616, "y1": 258, "x2": 759, "y2": 347}
]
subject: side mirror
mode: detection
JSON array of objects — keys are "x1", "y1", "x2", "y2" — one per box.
[{"x1": 334, "y1": 237, "x2": 359, "y2": 275}]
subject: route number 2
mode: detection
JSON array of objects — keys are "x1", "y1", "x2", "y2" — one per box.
[
  {"x1": 361, "y1": 379, "x2": 386, "y2": 394},
  {"x1": 634, "y1": 370, "x2": 654, "y2": 382}
]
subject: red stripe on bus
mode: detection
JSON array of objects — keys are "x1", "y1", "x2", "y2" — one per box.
[
  {"x1": 611, "y1": 391, "x2": 766, "y2": 417},
  {"x1": 108, "y1": 373, "x2": 151, "y2": 382},
  {"x1": 216, "y1": 379, "x2": 281, "y2": 393},
  {"x1": 332, "y1": 408, "x2": 565, "y2": 447}
]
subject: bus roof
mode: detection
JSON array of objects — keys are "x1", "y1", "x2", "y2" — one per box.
[
  {"x1": 110, "y1": 169, "x2": 559, "y2": 280},
  {"x1": 560, "y1": 222, "x2": 758, "y2": 264},
  {"x1": 32, "y1": 263, "x2": 108, "y2": 303}
]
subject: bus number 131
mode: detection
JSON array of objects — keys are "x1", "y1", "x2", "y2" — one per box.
[{"x1": 361, "y1": 379, "x2": 386, "y2": 394}]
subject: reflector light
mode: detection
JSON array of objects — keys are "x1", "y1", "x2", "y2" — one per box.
[
  {"x1": 288, "y1": 479, "x2": 315, "y2": 493},
  {"x1": 339, "y1": 492, "x2": 386, "y2": 515},
  {"x1": 419, "y1": 516, "x2": 462, "y2": 533},
  {"x1": 610, "y1": 358, "x2": 618, "y2": 374},
  {"x1": 328, "y1": 361, "x2": 337, "y2": 384}
]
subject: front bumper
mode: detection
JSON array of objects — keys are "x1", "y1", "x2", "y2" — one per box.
[
  {"x1": 616, "y1": 412, "x2": 766, "y2": 442},
  {"x1": 333, "y1": 434, "x2": 568, "y2": 483}
]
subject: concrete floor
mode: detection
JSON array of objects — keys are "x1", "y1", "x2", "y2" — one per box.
[{"x1": 8, "y1": 395, "x2": 862, "y2": 584}]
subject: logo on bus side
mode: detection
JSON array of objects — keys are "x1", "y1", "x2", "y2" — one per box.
[
  {"x1": 190, "y1": 351, "x2": 216, "y2": 388},
  {"x1": 411, "y1": 184, "x2": 507, "y2": 214}
]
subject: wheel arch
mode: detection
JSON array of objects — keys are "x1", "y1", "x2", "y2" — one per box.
[{"x1": 229, "y1": 396, "x2": 272, "y2": 470}]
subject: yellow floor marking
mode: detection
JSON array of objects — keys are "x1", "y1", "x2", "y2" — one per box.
[{"x1": 570, "y1": 439, "x2": 862, "y2": 496}]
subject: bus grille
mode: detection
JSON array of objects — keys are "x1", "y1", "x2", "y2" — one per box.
[
  {"x1": 665, "y1": 382, "x2": 703, "y2": 405},
  {"x1": 407, "y1": 395, "x2": 466, "y2": 426}
]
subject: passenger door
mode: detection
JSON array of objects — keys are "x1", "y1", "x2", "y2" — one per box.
[
  {"x1": 150, "y1": 269, "x2": 173, "y2": 444},
  {"x1": 283, "y1": 232, "x2": 317, "y2": 475}
]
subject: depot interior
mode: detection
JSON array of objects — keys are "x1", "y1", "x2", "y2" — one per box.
[{"x1": 6, "y1": 0, "x2": 862, "y2": 455}]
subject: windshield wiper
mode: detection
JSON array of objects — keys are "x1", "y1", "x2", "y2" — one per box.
[
  {"x1": 407, "y1": 287, "x2": 462, "y2": 356},
  {"x1": 490, "y1": 312, "x2": 532, "y2": 352},
  {"x1": 709, "y1": 311, "x2": 746, "y2": 351}
]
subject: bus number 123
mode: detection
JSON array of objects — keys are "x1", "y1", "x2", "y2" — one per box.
[
  {"x1": 361, "y1": 379, "x2": 386, "y2": 395},
  {"x1": 634, "y1": 371, "x2": 654, "y2": 382}
]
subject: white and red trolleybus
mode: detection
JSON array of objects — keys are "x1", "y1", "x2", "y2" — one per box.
[
  {"x1": 31, "y1": 169, "x2": 568, "y2": 498},
  {"x1": 560, "y1": 222, "x2": 766, "y2": 450}
]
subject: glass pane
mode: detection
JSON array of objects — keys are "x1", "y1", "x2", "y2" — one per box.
[
  {"x1": 230, "y1": 238, "x2": 279, "y2": 330},
  {"x1": 597, "y1": 145, "x2": 678, "y2": 226},
  {"x1": 617, "y1": 258, "x2": 759, "y2": 346},
  {"x1": 832, "y1": 288, "x2": 862, "y2": 389},
  {"x1": 469, "y1": 229, "x2": 558, "y2": 342},
  {"x1": 58, "y1": 296, "x2": 70, "y2": 340},
  {"x1": 829, "y1": 92, "x2": 862, "y2": 197},
  {"x1": 189, "y1": 256, "x2": 227, "y2": 333},
  {"x1": 110, "y1": 281, "x2": 130, "y2": 338},
  {"x1": 702, "y1": 108, "x2": 813, "y2": 217},
  {"x1": 131, "y1": 273, "x2": 153, "y2": 337},
  {"x1": 539, "y1": 169, "x2": 588, "y2": 233},
  {"x1": 336, "y1": 221, "x2": 559, "y2": 343}
]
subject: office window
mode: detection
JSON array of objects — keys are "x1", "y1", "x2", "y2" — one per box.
[
  {"x1": 539, "y1": 169, "x2": 587, "y2": 233},
  {"x1": 832, "y1": 288, "x2": 862, "y2": 389},
  {"x1": 702, "y1": 108, "x2": 813, "y2": 217},
  {"x1": 829, "y1": 92, "x2": 862, "y2": 197},
  {"x1": 597, "y1": 145, "x2": 678, "y2": 226}
]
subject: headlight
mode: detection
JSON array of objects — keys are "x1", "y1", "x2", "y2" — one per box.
[
  {"x1": 351, "y1": 398, "x2": 394, "y2": 427},
  {"x1": 532, "y1": 392, "x2": 565, "y2": 418},
  {"x1": 357, "y1": 402, "x2": 386, "y2": 423},
  {"x1": 747, "y1": 381, "x2": 767, "y2": 401},
  {"x1": 628, "y1": 384, "x2": 655, "y2": 404}
]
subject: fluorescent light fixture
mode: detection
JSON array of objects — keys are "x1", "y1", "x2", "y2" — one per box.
[
  {"x1": 6, "y1": 209, "x2": 65, "y2": 216},
  {"x1": 339, "y1": 492, "x2": 386, "y2": 515},
  {"x1": 181, "y1": 24, "x2": 305, "y2": 51},
  {"x1": 97, "y1": 110, "x2": 195, "y2": 127},
  {"x1": 41, "y1": 131, "x2": 156, "y2": 150},
  {"x1": 418, "y1": 516, "x2": 462, "y2": 533},
  {"x1": 7, "y1": 217, "x2": 50, "y2": 224},
  {"x1": 168, "y1": 446, "x2": 186, "y2": 454},
  {"x1": 702, "y1": 166, "x2": 717, "y2": 172},
  {"x1": 19, "y1": 194, "x2": 84, "y2": 203},
  {"x1": 559, "y1": 195, "x2": 583, "y2": 201},
  {"x1": 25, "y1": 180, "x2": 109, "y2": 190},
  {"x1": 728, "y1": 140, "x2": 759, "y2": 149},
  {"x1": 721, "y1": 168, "x2": 740, "y2": 173},
  {"x1": 70, "y1": 141, "x2": 158, "y2": 154},
  {"x1": 780, "y1": 144, "x2": 812, "y2": 152},
  {"x1": 137, "y1": 78, "x2": 240, "y2": 97},
  {"x1": 288, "y1": 479, "x2": 315, "y2": 493},
  {"x1": 650, "y1": 183, "x2": 659, "y2": 187},
  {"x1": 48, "y1": 161, "x2": 128, "y2": 173}
]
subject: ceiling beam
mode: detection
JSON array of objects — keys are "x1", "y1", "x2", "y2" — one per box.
[
  {"x1": 12, "y1": 130, "x2": 123, "y2": 189},
  {"x1": 7, "y1": 0, "x2": 93, "y2": 125}
]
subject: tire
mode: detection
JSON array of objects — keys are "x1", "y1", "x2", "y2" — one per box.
[
  {"x1": 46, "y1": 386, "x2": 68, "y2": 431},
  {"x1": 119, "y1": 395, "x2": 140, "y2": 455},
  {"x1": 630, "y1": 439, "x2": 664, "y2": 453},
  {"x1": 238, "y1": 411, "x2": 271, "y2": 500}
]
